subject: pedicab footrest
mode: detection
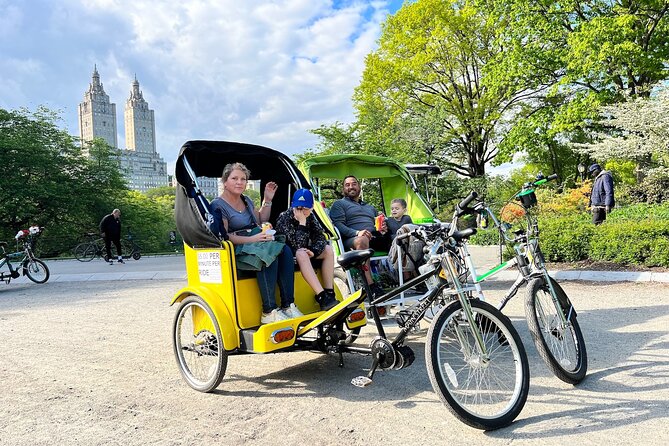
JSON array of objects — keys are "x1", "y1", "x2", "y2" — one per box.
[{"x1": 297, "y1": 290, "x2": 365, "y2": 337}]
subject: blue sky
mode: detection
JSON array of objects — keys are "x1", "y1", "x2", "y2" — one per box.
[{"x1": 0, "y1": 0, "x2": 404, "y2": 174}]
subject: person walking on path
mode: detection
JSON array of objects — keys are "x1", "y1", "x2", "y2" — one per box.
[
  {"x1": 588, "y1": 163, "x2": 615, "y2": 225},
  {"x1": 100, "y1": 209, "x2": 124, "y2": 264}
]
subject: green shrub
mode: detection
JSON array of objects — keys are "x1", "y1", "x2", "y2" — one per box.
[
  {"x1": 538, "y1": 214, "x2": 594, "y2": 262},
  {"x1": 589, "y1": 220, "x2": 669, "y2": 266}
]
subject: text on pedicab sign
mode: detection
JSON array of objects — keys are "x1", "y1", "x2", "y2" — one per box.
[{"x1": 197, "y1": 251, "x2": 222, "y2": 284}]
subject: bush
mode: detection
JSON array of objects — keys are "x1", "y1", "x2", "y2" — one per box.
[
  {"x1": 588, "y1": 220, "x2": 669, "y2": 266},
  {"x1": 538, "y1": 214, "x2": 594, "y2": 262}
]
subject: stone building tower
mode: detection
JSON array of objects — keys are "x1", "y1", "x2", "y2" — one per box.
[
  {"x1": 78, "y1": 65, "x2": 118, "y2": 148},
  {"x1": 124, "y1": 76, "x2": 156, "y2": 153}
]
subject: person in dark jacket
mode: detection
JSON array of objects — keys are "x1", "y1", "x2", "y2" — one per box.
[
  {"x1": 275, "y1": 189, "x2": 337, "y2": 311},
  {"x1": 588, "y1": 163, "x2": 615, "y2": 225},
  {"x1": 100, "y1": 209, "x2": 123, "y2": 264}
]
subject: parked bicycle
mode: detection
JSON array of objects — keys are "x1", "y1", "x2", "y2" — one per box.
[
  {"x1": 73, "y1": 228, "x2": 141, "y2": 262},
  {"x1": 73, "y1": 233, "x2": 106, "y2": 262},
  {"x1": 0, "y1": 226, "x2": 50, "y2": 284},
  {"x1": 427, "y1": 175, "x2": 587, "y2": 384}
]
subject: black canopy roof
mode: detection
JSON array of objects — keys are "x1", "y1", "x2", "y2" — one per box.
[{"x1": 174, "y1": 140, "x2": 311, "y2": 248}]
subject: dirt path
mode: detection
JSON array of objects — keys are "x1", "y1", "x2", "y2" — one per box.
[{"x1": 1, "y1": 280, "x2": 668, "y2": 445}]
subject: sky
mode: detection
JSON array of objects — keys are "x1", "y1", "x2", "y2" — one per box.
[{"x1": 0, "y1": 0, "x2": 405, "y2": 174}]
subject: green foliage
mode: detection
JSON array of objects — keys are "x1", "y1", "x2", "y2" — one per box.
[
  {"x1": 353, "y1": 0, "x2": 552, "y2": 177},
  {"x1": 1, "y1": 108, "x2": 124, "y2": 251},
  {"x1": 621, "y1": 172, "x2": 669, "y2": 204},
  {"x1": 589, "y1": 220, "x2": 669, "y2": 266},
  {"x1": 0, "y1": 106, "x2": 178, "y2": 256},
  {"x1": 538, "y1": 214, "x2": 595, "y2": 262},
  {"x1": 116, "y1": 190, "x2": 175, "y2": 253}
]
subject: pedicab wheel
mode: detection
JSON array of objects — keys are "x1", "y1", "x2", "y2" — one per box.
[
  {"x1": 525, "y1": 277, "x2": 587, "y2": 384},
  {"x1": 425, "y1": 299, "x2": 529, "y2": 430},
  {"x1": 74, "y1": 243, "x2": 94, "y2": 262},
  {"x1": 23, "y1": 259, "x2": 50, "y2": 284},
  {"x1": 132, "y1": 251, "x2": 141, "y2": 260},
  {"x1": 173, "y1": 295, "x2": 227, "y2": 392}
]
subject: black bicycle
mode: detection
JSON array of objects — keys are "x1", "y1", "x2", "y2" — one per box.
[
  {"x1": 0, "y1": 226, "x2": 50, "y2": 284},
  {"x1": 74, "y1": 229, "x2": 141, "y2": 262}
]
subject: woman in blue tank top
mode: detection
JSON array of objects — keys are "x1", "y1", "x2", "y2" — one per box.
[{"x1": 210, "y1": 162, "x2": 302, "y2": 324}]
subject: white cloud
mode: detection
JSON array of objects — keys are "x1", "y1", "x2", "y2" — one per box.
[{"x1": 0, "y1": 0, "x2": 398, "y2": 174}]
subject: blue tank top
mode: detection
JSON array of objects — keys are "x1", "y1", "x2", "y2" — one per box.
[{"x1": 210, "y1": 195, "x2": 257, "y2": 233}]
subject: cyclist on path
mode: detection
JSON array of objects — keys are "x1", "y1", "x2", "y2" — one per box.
[{"x1": 100, "y1": 209, "x2": 124, "y2": 264}]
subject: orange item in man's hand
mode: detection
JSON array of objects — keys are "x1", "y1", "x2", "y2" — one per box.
[{"x1": 375, "y1": 214, "x2": 386, "y2": 231}]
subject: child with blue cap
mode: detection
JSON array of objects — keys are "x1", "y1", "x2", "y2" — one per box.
[{"x1": 275, "y1": 189, "x2": 338, "y2": 311}]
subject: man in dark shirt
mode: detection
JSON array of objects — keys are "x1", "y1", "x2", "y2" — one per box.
[
  {"x1": 588, "y1": 163, "x2": 615, "y2": 225},
  {"x1": 329, "y1": 175, "x2": 390, "y2": 297},
  {"x1": 100, "y1": 209, "x2": 124, "y2": 264}
]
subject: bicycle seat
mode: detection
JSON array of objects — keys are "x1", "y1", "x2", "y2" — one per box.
[{"x1": 337, "y1": 249, "x2": 375, "y2": 271}]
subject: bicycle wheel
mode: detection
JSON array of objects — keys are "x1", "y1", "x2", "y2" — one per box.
[
  {"x1": 74, "y1": 243, "x2": 95, "y2": 262},
  {"x1": 525, "y1": 277, "x2": 587, "y2": 384},
  {"x1": 23, "y1": 259, "x2": 50, "y2": 284},
  {"x1": 425, "y1": 299, "x2": 529, "y2": 430},
  {"x1": 173, "y1": 295, "x2": 227, "y2": 392}
]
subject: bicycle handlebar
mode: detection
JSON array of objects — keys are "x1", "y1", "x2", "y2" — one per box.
[{"x1": 455, "y1": 191, "x2": 478, "y2": 217}]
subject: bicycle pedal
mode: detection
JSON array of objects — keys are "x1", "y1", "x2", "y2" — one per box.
[{"x1": 351, "y1": 376, "x2": 373, "y2": 387}]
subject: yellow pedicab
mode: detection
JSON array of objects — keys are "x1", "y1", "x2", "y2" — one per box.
[{"x1": 171, "y1": 141, "x2": 529, "y2": 430}]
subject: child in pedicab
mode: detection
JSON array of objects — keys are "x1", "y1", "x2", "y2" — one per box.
[
  {"x1": 386, "y1": 198, "x2": 413, "y2": 239},
  {"x1": 275, "y1": 189, "x2": 338, "y2": 312},
  {"x1": 386, "y1": 197, "x2": 425, "y2": 287}
]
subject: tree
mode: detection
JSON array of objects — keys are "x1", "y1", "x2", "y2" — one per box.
[
  {"x1": 354, "y1": 0, "x2": 554, "y2": 177},
  {"x1": 575, "y1": 88, "x2": 669, "y2": 173},
  {"x1": 491, "y1": 0, "x2": 669, "y2": 173},
  {"x1": 0, "y1": 107, "x2": 128, "y2": 253}
]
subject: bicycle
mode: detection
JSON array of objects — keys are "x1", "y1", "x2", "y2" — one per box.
[
  {"x1": 438, "y1": 176, "x2": 587, "y2": 384},
  {"x1": 73, "y1": 233, "x2": 106, "y2": 262},
  {"x1": 0, "y1": 226, "x2": 50, "y2": 284},
  {"x1": 341, "y1": 192, "x2": 530, "y2": 430},
  {"x1": 73, "y1": 229, "x2": 141, "y2": 262}
]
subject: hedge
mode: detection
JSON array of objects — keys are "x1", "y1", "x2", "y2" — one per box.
[{"x1": 471, "y1": 209, "x2": 669, "y2": 267}]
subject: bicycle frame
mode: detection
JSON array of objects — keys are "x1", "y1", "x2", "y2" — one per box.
[
  {"x1": 458, "y1": 178, "x2": 573, "y2": 326},
  {"x1": 355, "y1": 233, "x2": 496, "y2": 382}
]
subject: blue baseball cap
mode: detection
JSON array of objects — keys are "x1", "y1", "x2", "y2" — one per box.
[
  {"x1": 588, "y1": 163, "x2": 601, "y2": 173},
  {"x1": 291, "y1": 189, "x2": 314, "y2": 208}
]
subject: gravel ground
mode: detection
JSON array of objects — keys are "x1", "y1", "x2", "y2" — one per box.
[{"x1": 1, "y1": 279, "x2": 668, "y2": 445}]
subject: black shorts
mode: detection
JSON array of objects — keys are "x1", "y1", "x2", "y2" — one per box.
[{"x1": 343, "y1": 231, "x2": 391, "y2": 253}]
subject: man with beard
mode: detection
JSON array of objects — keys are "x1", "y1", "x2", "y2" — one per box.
[{"x1": 329, "y1": 175, "x2": 390, "y2": 298}]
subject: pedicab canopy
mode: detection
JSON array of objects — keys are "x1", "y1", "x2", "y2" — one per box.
[
  {"x1": 299, "y1": 154, "x2": 437, "y2": 224},
  {"x1": 174, "y1": 140, "x2": 315, "y2": 249}
]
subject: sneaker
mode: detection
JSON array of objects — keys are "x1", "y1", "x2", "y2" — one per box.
[
  {"x1": 260, "y1": 308, "x2": 289, "y2": 324},
  {"x1": 108, "y1": 261, "x2": 114, "y2": 265},
  {"x1": 282, "y1": 303, "x2": 304, "y2": 319},
  {"x1": 321, "y1": 290, "x2": 339, "y2": 311},
  {"x1": 118, "y1": 259, "x2": 125, "y2": 264}
]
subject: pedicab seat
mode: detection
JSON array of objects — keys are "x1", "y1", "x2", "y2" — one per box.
[{"x1": 337, "y1": 249, "x2": 375, "y2": 271}]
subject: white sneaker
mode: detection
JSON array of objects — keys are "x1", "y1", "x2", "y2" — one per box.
[
  {"x1": 261, "y1": 308, "x2": 289, "y2": 324},
  {"x1": 282, "y1": 303, "x2": 304, "y2": 319}
]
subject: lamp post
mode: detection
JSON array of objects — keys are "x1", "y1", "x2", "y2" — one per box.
[{"x1": 577, "y1": 163, "x2": 586, "y2": 181}]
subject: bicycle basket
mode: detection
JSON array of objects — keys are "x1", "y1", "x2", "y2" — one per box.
[{"x1": 517, "y1": 189, "x2": 537, "y2": 208}]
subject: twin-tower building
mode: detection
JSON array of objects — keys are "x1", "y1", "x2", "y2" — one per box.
[{"x1": 78, "y1": 66, "x2": 169, "y2": 192}]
